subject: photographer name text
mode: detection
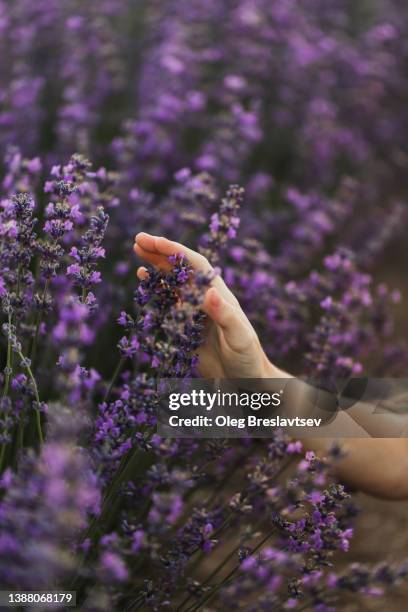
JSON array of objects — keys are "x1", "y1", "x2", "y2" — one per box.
[{"x1": 167, "y1": 415, "x2": 322, "y2": 429}]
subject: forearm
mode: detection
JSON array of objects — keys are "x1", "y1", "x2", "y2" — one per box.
[
  {"x1": 134, "y1": 234, "x2": 408, "y2": 500},
  {"x1": 305, "y1": 437, "x2": 408, "y2": 500},
  {"x1": 264, "y1": 360, "x2": 408, "y2": 500}
]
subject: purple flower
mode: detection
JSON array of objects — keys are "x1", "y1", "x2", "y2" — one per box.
[
  {"x1": 0, "y1": 3, "x2": 406, "y2": 609},
  {"x1": 99, "y1": 552, "x2": 128, "y2": 582}
]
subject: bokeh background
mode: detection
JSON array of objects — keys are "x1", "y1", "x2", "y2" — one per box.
[{"x1": 1, "y1": 1, "x2": 408, "y2": 609}]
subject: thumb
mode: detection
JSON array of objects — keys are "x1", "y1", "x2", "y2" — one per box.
[{"x1": 202, "y1": 287, "x2": 254, "y2": 352}]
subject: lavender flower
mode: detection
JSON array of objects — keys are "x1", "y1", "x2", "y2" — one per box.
[
  {"x1": 0, "y1": 404, "x2": 101, "y2": 590},
  {"x1": 0, "y1": 2, "x2": 407, "y2": 610}
]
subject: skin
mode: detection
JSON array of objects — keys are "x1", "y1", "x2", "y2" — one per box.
[{"x1": 134, "y1": 232, "x2": 408, "y2": 500}]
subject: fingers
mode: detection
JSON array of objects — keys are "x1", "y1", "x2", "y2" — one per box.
[
  {"x1": 134, "y1": 232, "x2": 212, "y2": 274},
  {"x1": 203, "y1": 287, "x2": 254, "y2": 352},
  {"x1": 133, "y1": 242, "x2": 173, "y2": 271},
  {"x1": 134, "y1": 232, "x2": 157, "y2": 253},
  {"x1": 137, "y1": 266, "x2": 149, "y2": 280},
  {"x1": 203, "y1": 288, "x2": 239, "y2": 330},
  {"x1": 135, "y1": 238, "x2": 253, "y2": 351},
  {"x1": 134, "y1": 232, "x2": 240, "y2": 308},
  {"x1": 155, "y1": 236, "x2": 212, "y2": 273}
]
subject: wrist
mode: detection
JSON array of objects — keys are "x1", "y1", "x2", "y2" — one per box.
[{"x1": 261, "y1": 355, "x2": 291, "y2": 380}]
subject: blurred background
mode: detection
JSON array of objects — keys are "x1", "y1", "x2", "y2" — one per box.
[{"x1": 1, "y1": 1, "x2": 408, "y2": 608}]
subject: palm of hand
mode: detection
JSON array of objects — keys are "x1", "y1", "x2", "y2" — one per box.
[{"x1": 134, "y1": 233, "x2": 270, "y2": 380}]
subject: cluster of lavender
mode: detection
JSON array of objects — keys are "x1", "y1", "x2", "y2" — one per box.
[
  {"x1": 0, "y1": 405, "x2": 101, "y2": 590},
  {"x1": 0, "y1": 1, "x2": 407, "y2": 610},
  {"x1": 0, "y1": 152, "x2": 111, "y2": 455}
]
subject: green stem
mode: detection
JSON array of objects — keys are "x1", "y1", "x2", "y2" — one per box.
[
  {"x1": 186, "y1": 528, "x2": 275, "y2": 612},
  {"x1": 16, "y1": 267, "x2": 21, "y2": 297},
  {"x1": 30, "y1": 279, "x2": 49, "y2": 364},
  {"x1": 103, "y1": 355, "x2": 126, "y2": 403},
  {"x1": 178, "y1": 545, "x2": 238, "y2": 611},
  {"x1": 177, "y1": 456, "x2": 294, "y2": 609},
  {"x1": 0, "y1": 444, "x2": 6, "y2": 473},
  {"x1": 18, "y1": 350, "x2": 44, "y2": 445},
  {"x1": 2, "y1": 313, "x2": 12, "y2": 399},
  {"x1": 0, "y1": 313, "x2": 13, "y2": 470},
  {"x1": 18, "y1": 419, "x2": 24, "y2": 449},
  {"x1": 71, "y1": 445, "x2": 154, "y2": 600}
]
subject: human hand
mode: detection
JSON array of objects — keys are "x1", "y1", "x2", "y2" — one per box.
[{"x1": 134, "y1": 233, "x2": 279, "y2": 379}]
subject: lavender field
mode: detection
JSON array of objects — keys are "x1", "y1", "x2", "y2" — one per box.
[{"x1": 0, "y1": 1, "x2": 408, "y2": 610}]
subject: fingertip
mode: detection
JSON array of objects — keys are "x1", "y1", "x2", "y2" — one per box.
[
  {"x1": 134, "y1": 243, "x2": 144, "y2": 256},
  {"x1": 202, "y1": 288, "x2": 223, "y2": 320},
  {"x1": 137, "y1": 266, "x2": 149, "y2": 280},
  {"x1": 135, "y1": 231, "x2": 149, "y2": 242},
  {"x1": 208, "y1": 287, "x2": 222, "y2": 308},
  {"x1": 136, "y1": 232, "x2": 158, "y2": 252},
  {"x1": 134, "y1": 243, "x2": 155, "y2": 262}
]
